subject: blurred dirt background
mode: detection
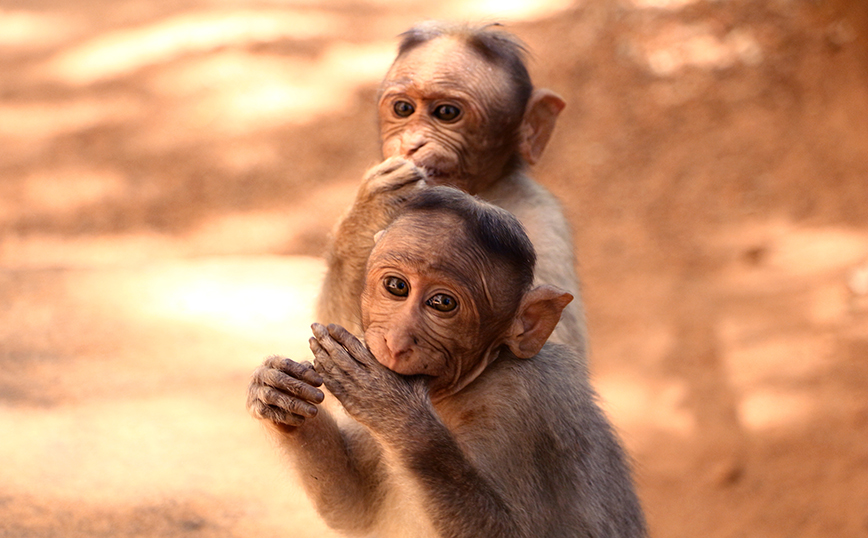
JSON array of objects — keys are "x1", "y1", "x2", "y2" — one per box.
[{"x1": 1, "y1": 0, "x2": 867, "y2": 536}]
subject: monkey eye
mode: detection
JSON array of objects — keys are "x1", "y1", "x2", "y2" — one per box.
[
  {"x1": 432, "y1": 104, "x2": 461, "y2": 123},
  {"x1": 393, "y1": 100, "x2": 415, "y2": 118},
  {"x1": 426, "y1": 293, "x2": 458, "y2": 312},
  {"x1": 384, "y1": 276, "x2": 410, "y2": 297}
]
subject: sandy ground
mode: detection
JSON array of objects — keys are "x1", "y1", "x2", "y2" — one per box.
[{"x1": 1, "y1": 0, "x2": 867, "y2": 536}]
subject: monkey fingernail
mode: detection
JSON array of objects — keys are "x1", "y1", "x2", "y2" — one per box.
[
  {"x1": 305, "y1": 370, "x2": 324, "y2": 387},
  {"x1": 311, "y1": 323, "x2": 327, "y2": 337}
]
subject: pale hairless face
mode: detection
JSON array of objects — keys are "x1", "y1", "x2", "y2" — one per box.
[
  {"x1": 378, "y1": 36, "x2": 523, "y2": 195},
  {"x1": 360, "y1": 212, "x2": 507, "y2": 398}
]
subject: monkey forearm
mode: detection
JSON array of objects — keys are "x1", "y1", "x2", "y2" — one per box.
[
  {"x1": 315, "y1": 158, "x2": 425, "y2": 329},
  {"x1": 277, "y1": 412, "x2": 384, "y2": 533},
  {"x1": 315, "y1": 202, "x2": 401, "y2": 330},
  {"x1": 388, "y1": 413, "x2": 527, "y2": 538},
  {"x1": 316, "y1": 256, "x2": 364, "y2": 331}
]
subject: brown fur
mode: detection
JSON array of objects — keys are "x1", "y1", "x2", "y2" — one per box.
[
  {"x1": 248, "y1": 187, "x2": 645, "y2": 537},
  {"x1": 316, "y1": 22, "x2": 586, "y2": 357}
]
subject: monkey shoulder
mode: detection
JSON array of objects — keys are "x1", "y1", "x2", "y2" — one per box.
[
  {"x1": 477, "y1": 171, "x2": 586, "y2": 349},
  {"x1": 436, "y1": 344, "x2": 639, "y2": 531},
  {"x1": 441, "y1": 343, "x2": 606, "y2": 470},
  {"x1": 476, "y1": 171, "x2": 573, "y2": 243},
  {"x1": 477, "y1": 171, "x2": 579, "y2": 300}
]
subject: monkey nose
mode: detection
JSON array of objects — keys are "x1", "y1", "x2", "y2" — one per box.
[
  {"x1": 401, "y1": 134, "x2": 427, "y2": 156},
  {"x1": 383, "y1": 332, "x2": 415, "y2": 367}
]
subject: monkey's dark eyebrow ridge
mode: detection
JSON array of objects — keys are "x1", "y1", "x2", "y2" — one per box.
[
  {"x1": 380, "y1": 77, "x2": 471, "y2": 99},
  {"x1": 372, "y1": 251, "x2": 481, "y2": 293},
  {"x1": 371, "y1": 251, "x2": 428, "y2": 271}
]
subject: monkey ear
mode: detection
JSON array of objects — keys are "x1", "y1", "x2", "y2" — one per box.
[
  {"x1": 505, "y1": 285, "x2": 573, "y2": 359},
  {"x1": 518, "y1": 89, "x2": 566, "y2": 165}
]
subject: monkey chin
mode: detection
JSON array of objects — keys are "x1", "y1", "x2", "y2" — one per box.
[{"x1": 382, "y1": 360, "x2": 442, "y2": 382}]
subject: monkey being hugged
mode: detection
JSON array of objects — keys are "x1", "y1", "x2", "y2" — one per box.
[
  {"x1": 248, "y1": 187, "x2": 646, "y2": 538},
  {"x1": 317, "y1": 21, "x2": 587, "y2": 358}
]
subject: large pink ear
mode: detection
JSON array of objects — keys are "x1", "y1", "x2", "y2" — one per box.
[
  {"x1": 505, "y1": 285, "x2": 573, "y2": 359},
  {"x1": 518, "y1": 89, "x2": 566, "y2": 165}
]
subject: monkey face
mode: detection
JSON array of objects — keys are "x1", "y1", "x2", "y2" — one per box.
[
  {"x1": 377, "y1": 37, "x2": 523, "y2": 195},
  {"x1": 360, "y1": 214, "x2": 504, "y2": 398}
]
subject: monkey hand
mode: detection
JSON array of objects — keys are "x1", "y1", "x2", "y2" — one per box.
[
  {"x1": 247, "y1": 356, "x2": 325, "y2": 432},
  {"x1": 310, "y1": 323, "x2": 428, "y2": 432},
  {"x1": 357, "y1": 156, "x2": 427, "y2": 205}
]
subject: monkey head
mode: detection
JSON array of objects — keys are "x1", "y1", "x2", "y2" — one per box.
[
  {"x1": 359, "y1": 187, "x2": 573, "y2": 399},
  {"x1": 377, "y1": 22, "x2": 566, "y2": 195}
]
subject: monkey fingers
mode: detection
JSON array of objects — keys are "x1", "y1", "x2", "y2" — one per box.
[
  {"x1": 262, "y1": 355, "x2": 324, "y2": 387},
  {"x1": 360, "y1": 157, "x2": 427, "y2": 199},
  {"x1": 325, "y1": 324, "x2": 379, "y2": 369},
  {"x1": 365, "y1": 156, "x2": 410, "y2": 178},
  {"x1": 257, "y1": 366, "x2": 325, "y2": 407},
  {"x1": 309, "y1": 334, "x2": 361, "y2": 411},
  {"x1": 309, "y1": 329, "x2": 345, "y2": 377},
  {"x1": 310, "y1": 323, "x2": 368, "y2": 371},
  {"x1": 248, "y1": 384, "x2": 315, "y2": 427},
  {"x1": 308, "y1": 333, "x2": 332, "y2": 372}
]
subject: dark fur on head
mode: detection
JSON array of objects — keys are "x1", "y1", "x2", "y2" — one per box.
[{"x1": 402, "y1": 186, "x2": 536, "y2": 307}]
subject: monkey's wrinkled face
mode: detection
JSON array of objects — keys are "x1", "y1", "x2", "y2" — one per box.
[
  {"x1": 361, "y1": 214, "x2": 503, "y2": 398},
  {"x1": 378, "y1": 37, "x2": 523, "y2": 195}
]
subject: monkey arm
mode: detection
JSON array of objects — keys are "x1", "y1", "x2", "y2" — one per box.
[
  {"x1": 315, "y1": 218, "x2": 372, "y2": 334},
  {"x1": 247, "y1": 355, "x2": 386, "y2": 534},
  {"x1": 337, "y1": 379, "x2": 529, "y2": 538},
  {"x1": 395, "y1": 411, "x2": 531, "y2": 538},
  {"x1": 272, "y1": 409, "x2": 386, "y2": 535},
  {"x1": 315, "y1": 158, "x2": 426, "y2": 333},
  {"x1": 310, "y1": 323, "x2": 531, "y2": 538}
]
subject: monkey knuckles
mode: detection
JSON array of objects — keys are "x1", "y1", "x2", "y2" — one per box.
[
  {"x1": 247, "y1": 358, "x2": 324, "y2": 430},
  {"x1": 364, "y1": 156, "x2": 418, "y2": 181},
  {"x1": 311, "y1": 337, "x2": 407, "y2": 425},
  {"x1": 263, "y1": 355, "x2": 322, "y2": 385},
  {"x1": 247, "y1": 387, "x2": 307, "y2": 428},
  {"x1": 360, "y1": 158, "x2": 426, "y2": 200}
]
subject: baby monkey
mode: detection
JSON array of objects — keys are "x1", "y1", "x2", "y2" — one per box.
[{"x1": 248, "y1": 187, "x2": 646, "y2": 538}]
